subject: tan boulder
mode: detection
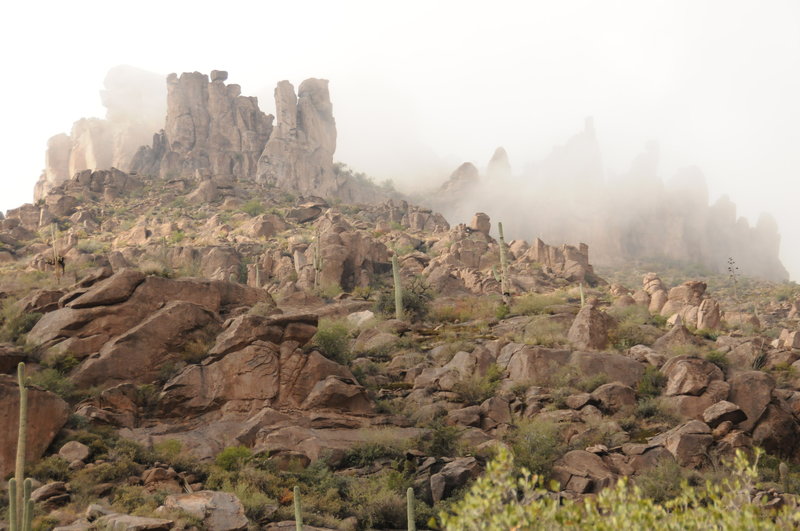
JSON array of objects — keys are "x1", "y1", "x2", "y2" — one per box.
[
  {"x1": 71, "y1": 301, "x2": 220, "y2": 388},
  {"x1": 702, "y1": 400, "x2": 747, "y2": 428},
  {"x1": 661, "y1": 356, "x2": 723, "y2": 396},
  {"x1": 0, "y1": 375, "x2": 71, "y2": 478},
  {"x1": 567, "y1": 302, "x2": 615, "y2": 350},
  {"x1": 591, "y1": 382, "x2": 636, "y2": 413},
  {"x1": 728, "y1": 371, "x2": 775, "y2": 432},
  {"x1": 662, "y1": 380, "x2": 730, "y2": 420},
  {"x1": 162, "y1": 491, "x2": 248, "y2": 531},
  {"x1": 650, "y1": 420, "x2": 712, "y2": 468},
  {"x1": 652, "y1": 323, "x2": 700, "y2": 354},
  {"x1": 469, "y1": 213, "x2": 491, "y2": 236}
]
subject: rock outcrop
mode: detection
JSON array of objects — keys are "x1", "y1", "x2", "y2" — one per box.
[
  {"x1": 1, "y1": 376, "x2": 70, "y2": 478},
  {"x1": 131, "y1": 70, "x2": 274, "y2": 184},
  {"x1": 35, "y1": 66, "x2": 165, "y2": 200}
]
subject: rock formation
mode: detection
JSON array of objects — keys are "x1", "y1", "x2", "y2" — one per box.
[
  {"x1": 429, "y1": 119, "x2": 789, "y2": 281},
  {"x1": 486, "y1": 147, "x2": 511, "y2": 181},
  {"x1": 34, "y1": 66, "x2": 165, "y2": 200},
  {"x1": 131, "y1": 70, "x2": 274, "y2": 184}
]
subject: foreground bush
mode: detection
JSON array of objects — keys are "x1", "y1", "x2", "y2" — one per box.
[{"x1": 440, "y1": 447, "x2": 800, "y2": 530}]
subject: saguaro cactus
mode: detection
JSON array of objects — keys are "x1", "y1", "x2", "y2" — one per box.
[
  {"x1": 392, "y1": 254, "x2": 403, "y2": 320},
  {"x1": 407, "y1": 487, "x2": 416, "y2": 531},
  {"x1": 579, "y1": 282, "x2": 585, "y2": 308},
  {"x1": 293, "y1": 486, "x2": 303, "y2": 530},
  {"x1": 9, "y1": 363, "x2": 33, "y2": 531},
  {"x1": 497, "y1": 222, "x2": 510, "y2": 307},
  {"x1": 313, "y1": 228, "x2": 323, "y2": 290}
]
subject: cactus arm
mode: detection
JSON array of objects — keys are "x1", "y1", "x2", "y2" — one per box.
[
  {"x1": 579, "y1": 282, "x2": 585, "y2": 307},
  {"x1": 22, "y1": 479, "x2": 32, "y2": 531},
  {"x1": 15, "y1": 363, "x2": 28, "y2": 527},
  {"x1": 392, "y1": 254, "x2": 403, "y2": 320},
  {"x1": 294, "y1": 486, "x2": 303, "y2": 530},
  {"x1": 407, "y1": 487, "x2": 416, "y2": 531},
  {"x1": 9, "y1": 478, "x2": 17, "y2": 531},
  {"x1": 497, "y1": 222, "x2": 510, "y2": 307}
]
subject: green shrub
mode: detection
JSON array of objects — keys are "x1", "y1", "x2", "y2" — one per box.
[
  {"x1": 0, "y1": 299, "x2": 42, "y2": 343},
  {"x1": 374, "y1": 276, "x2": 432, "y2": 321},
  {"x1": 439, "y1": 447, "x2": 794, "y2": 530},
  {"x1": 507, "y1": 419, "x2": 564, "y2": 478},
  {"x1": 511, "y1": 292, "x2": 567, "y2": 316},
  {"x1": 417, "y1": 421, "x2": 461, "y2": 458},
  {"x1": 705, "y1": 350, "x2": 729, "y2": 372},
  {"x1": 348, "y1": 474, "x2": 407, "y2": 529},
  {"x1": 215, "y1": 446, "x2": 252, "y2": 472},
  {"x1": 312, "y1": 319, "x2": 352, "y2": 365},
  {"x1": 523, "y1": 317, "x2": 569, "y2": 347},
  {"x1": 28, "y1": 455, "x2": 70, "y2": 482},
  {"x1": 452, "y1": 364, "x2": 504, "y2": 405},
  {"x1": 240, "y1": 199, "x2": 265, "y2": 217},
  {"x1": 28, "y1": 368, "x2": 75, "y2": 400},
  {"x1": 634, "y1": 457, "x2": 690, "y2": 503},
  {"x1": 637, "y1": 366, "x2": 666, "y2": 398}
]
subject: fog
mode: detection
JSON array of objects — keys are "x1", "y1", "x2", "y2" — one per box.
[{"x1": 2, "y1": 0, "x2": 799, "y2": 278}]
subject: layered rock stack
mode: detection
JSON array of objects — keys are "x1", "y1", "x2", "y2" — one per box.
[{"x1": 131, "y1": 70, "x2": 274, "y2": 184}]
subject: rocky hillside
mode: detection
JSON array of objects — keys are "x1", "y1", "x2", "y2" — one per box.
[{"x1": 1, "y1": 69, "x2": 799, "y2": 530}]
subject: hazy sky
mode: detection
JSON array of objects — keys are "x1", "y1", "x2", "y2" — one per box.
[{"x1": 2, "y1": 0, "x2": 799, "y2": 279}]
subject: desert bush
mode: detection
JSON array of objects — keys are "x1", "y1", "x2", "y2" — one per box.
[
  {"x1": 28, "y1": 368, "x2": 75, "y2": 400},
  {"x1": 248, "y1": 300, "x2": 277, "y2": 317},
  {"x1": 347, "y1": 475, "x2": 407, "y2": 529},
  {"x1": 416, "y1": 421, "x2": 462, "y2": 458},
  {"x1": 240, "y1": 199, "x2": 265, "y2": 217},
  {"x1": 440, "y1": 447, "x2": 794, "y2": 530},
  {"x1": 637, "y1": 366, "x2": 667, "y2": 398},
  {"x1": 634, "y1": 457, "x2": 691, "y2": 503},
  {"x1": 506, "y1": 418, "x2": 564, "y2": 478},
  {"x1": 0, "y1": 299, "x2": 41, "y2": 343},
  {"x1": 452, "y1": 364, "x2": 504, "y2": 405},
  {"x1": 28, "y1": 455, "x2": 70, "y2": 482},
  {"x1": 705, "y1": 350, "x2": 729, "y2": 372},
  {"x1": 634, "y1": 397, "x2": 677, "y2": 425},
  {"x1": 511, "y1": 292, "x2": 567, "y2": 316},
  {"x1": 215, "y1": 446, "x2": 252, "y2": 472},
  {"x1": 139, "y1": 260, "x2": 172, "y2": 278},
  {"x1": 312, "y1": 318, "x2": 352, "y2": 365},
  {"x1": 577, "y1": 373, "x2": 609, "y2": 393},
  {"x1": 523, "y1": 317, "x2": 569, "y2": 347},
  {"x1": 375, "y1": 276, "x2": 433, "y2": 321}
]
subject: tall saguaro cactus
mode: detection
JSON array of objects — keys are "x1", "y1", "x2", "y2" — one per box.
[
  {"x1": 497, "y1": 222, "x2": 510, "y2": 307},
  {"x1": 407, "y1": 487, "x2": 416, "y2": 531},
  {"x1": 392, "y1": 254, "x2": 403, "y2": 320},
  {"x1": 293, "y1": 486, "x2": 303, "y2": 531},
  {"x1": 9, "y1": 363, "x2": 33, "y2": 531},
  {"x1": 313, "y1": 227, "x2": 323, "y2": 291}
]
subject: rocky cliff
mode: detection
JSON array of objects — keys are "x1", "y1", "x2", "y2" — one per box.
[
  {"x1": 430, "y1": 120, "x2": 789, "y2": 281},
  {"x1": 34, "y1": 66, "x2": 165, "y2": 200}
]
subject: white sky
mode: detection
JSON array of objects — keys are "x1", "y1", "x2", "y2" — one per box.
[{"x1": 1, "y1": 0, "x2": 799, "y2": 279}]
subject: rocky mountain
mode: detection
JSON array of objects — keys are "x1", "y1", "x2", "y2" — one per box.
[
  {"x1": 431, "y1": 119, "x2": 789, "y2": 282},
  {"x1": 1, "y1": 68, "x2": 799, "y2": 530}
]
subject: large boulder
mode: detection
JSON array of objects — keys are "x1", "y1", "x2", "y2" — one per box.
[
  {"x1": 0, "y1": 375, "x2": 70, "y2": 478},
  {"x1": 650, "y1": 420, "x2": 712, "y2": 468},
  {"x1": 71, "y1": 301, "x2": 220, "y2": 388},
  {"x1": 567, "y1": 302, "x2": 614, "y2": 350},
  {"x1": 728, "y1": 371, "x2": 775, "y2": 432},
  {"x1": 661, "y1": 356, "x2": 724, "y2": 396},
  {"x1": 162, "y1": 491, "x2": 248, "y2": 531}
]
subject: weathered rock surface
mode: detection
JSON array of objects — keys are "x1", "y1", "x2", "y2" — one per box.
[
  {"x1": 0, "y1": 376, "x2": 70, "y2": 477},
  {"x1": 162, "y1": 491, "x2": 248, "y2": 531}
]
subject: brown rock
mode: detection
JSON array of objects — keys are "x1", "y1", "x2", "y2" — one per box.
[
  {"x1": 0, "y1": 375, "x2": 70, "y2": 478},
  {"x1": 661, "y1": 356, "x2": 723, "y2": 396},
  {"x1": 162, "y1": 491, "x2": 248, "y2": 531},
  {"x1": 591, "y1": 382, "x2": 636, "y2": 413},
  {"x1": 430, "y1": 457, "x2": 482, "y2": 502},
  {"x1": 650, "y1": 420, "x2": 712, "y2": 468},
  {"x1": 59, "y1": 441, "x2": 91, "y2": 462},
  {"x1": 652, "y1": 323, "x2": 700, "y2": 354},
  {"x1": 702, "y1": 401, "x2": 746, "y2": 428},
  {"x1": 469, "y1": 213, "x2": 491, "y2": 236},
  {"x1": 567, "y1": 303, "x2": 614, "y2": 350},
  {"x1": 728, "y1": 371, "x2": 775, "y2": 432},
  {"x1": 71, "y1": 301, "x2": 220, "y2": 388},
  {"x1": 752, "y1": 404, "x2": 800, "y2": 457}
]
